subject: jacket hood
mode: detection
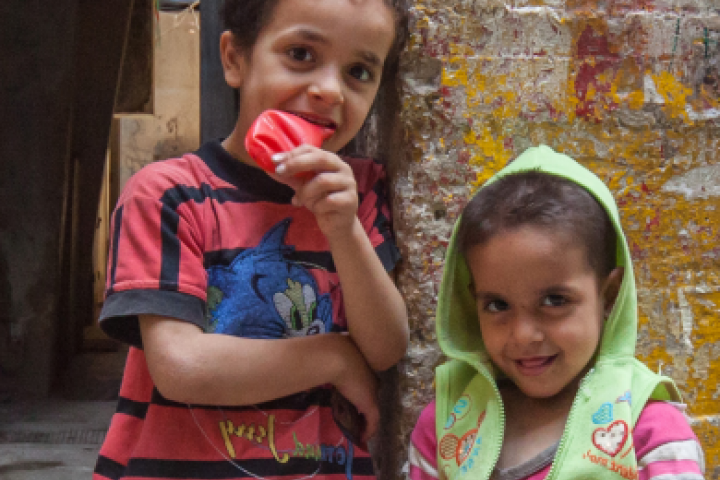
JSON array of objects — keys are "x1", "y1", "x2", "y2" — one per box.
[{"x1": 437, "y1": 145, "x2": 637, "y2": 370}]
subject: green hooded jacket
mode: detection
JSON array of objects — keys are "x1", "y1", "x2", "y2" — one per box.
[{"x1": 434, "y1": 145, "x2": 681, "y2": 480}]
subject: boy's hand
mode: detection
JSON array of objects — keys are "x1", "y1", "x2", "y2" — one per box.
[
  {"x1": 332, "y1": 334, "x2": 380, "y2": 443},
  {"x1": 270, "y1": 145, "x2": 358, "y2": 239}
]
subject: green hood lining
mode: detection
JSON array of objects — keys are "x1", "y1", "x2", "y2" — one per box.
[{"x1": 437, "y1": 145, "x2": 639, "y2": 371}]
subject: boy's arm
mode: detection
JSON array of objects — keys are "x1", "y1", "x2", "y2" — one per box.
[
  {"x1": 327, "y1": 218, "x2": 408, "y2": 371},
  {"x1": 272, "y1": 147, "x2": 409, "y2": 372},
  {"x1": 139, "y1": 314, "x2": 380, "y2": 440}
]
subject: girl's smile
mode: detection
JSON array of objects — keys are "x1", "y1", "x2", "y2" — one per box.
[{"x1": 514, "y1": 355, "x2": 558, "y2": 376}]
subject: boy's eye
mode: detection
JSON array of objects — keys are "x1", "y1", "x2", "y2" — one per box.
[
  {"x1": 348, "y1": 64, "x2": 373, "y2": 82},
  {"x1": 288, "y1": 47, "x2": 314, "y2": 63},
  {"x1": 541, "y1": 294, "x2": 567, "y2": 307},
  {"x1": 485, "y1": 299, "x2": 509, "y2": 313}
]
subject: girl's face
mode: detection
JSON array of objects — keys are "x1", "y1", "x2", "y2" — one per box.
[
  {"x1": 466, "y1": 225, "x2": 622, "y2": 400},
  {"x1": 220, "y1": 0, "x2": 396, "y2": 164}
]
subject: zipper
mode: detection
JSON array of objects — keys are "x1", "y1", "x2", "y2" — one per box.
[
  {"x1": 544, "y1": 367, "x2": 595, "y2": 480},
  {"x1": 478, "y1": 366, "x2": 505, "y2": 480}
]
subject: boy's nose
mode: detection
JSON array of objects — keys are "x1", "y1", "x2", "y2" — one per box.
[{"x1": 308, "y1": 66, "x2": 344, "y2": 106}]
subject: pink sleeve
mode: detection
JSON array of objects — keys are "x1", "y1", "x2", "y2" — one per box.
[
  {"x1": 409, "y1": 401, "x2": 439, "y2": 480},
  {"x1": 634, "y1": 401, "x2": 705, "y2": 480}
]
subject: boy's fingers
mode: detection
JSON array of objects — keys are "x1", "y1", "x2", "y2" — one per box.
[
  {"x1": 274, "y1": 146, "x2": 350, "y2": 177},
  {"x1": 362, "y1": 405, "x2": 380, "y2": 443},
  {"x1": 293, "y1": 173, "x2": 355, "y2": 207}
]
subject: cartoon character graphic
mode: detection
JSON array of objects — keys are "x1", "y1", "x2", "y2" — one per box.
[{"x1": 206, "y1": 218, "x2": 334, "y2": 338}]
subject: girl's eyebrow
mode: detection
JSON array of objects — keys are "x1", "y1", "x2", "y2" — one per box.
[
  {"x1": 473, "y1": 290, "x2": 502, "y2": 300},
  {"x1": 293, "y1": 28, "x2": 382, "y2": 67},
  {"x1": 538, "y1": 285, "x2": 575, "y2": 296}
]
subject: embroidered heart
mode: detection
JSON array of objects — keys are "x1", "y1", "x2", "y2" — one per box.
[
  {"x1": 592, "y1": 420, "x2": 628, "y2": 456},
  {"x1": 591, "y1": 402, "x2": 613, "y2": 424}
]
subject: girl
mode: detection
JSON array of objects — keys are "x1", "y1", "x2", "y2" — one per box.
[
  {"x1": 409, "y1": 146, "x2": 704, "y2": 480},
  {"x1": 94, "y1": 1, "x2": 408, "y2": 479}
]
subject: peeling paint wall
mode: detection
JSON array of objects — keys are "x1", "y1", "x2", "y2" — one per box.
[{"x1": 394, "y1": 1, "x2": 720, "y2": 478}]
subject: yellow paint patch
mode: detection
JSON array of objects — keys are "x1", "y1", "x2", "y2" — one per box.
[{"x1": 652, "y1": 71, "x2": 693, "y2": 122}]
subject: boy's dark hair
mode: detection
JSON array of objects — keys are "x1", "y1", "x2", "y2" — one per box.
[
  {"x1": 457, "y1": 171, "x2": 617, "y2": 282},
  {"x1": 221, "y1": 0, "x2": 409, "y2": 82}
]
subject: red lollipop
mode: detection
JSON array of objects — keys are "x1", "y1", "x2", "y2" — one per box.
[{"x1": 245, "y1": 110, "x2": 334, "y2": 176}]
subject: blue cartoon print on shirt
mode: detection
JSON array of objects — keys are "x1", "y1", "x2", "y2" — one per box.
[{"x1": 205, "y1": 218, "x2": 334, "y2": 339}]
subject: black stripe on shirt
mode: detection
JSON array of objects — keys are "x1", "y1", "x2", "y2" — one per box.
[
  {"x1": 151, "y1": 387, "x2": 334, "y2": 412},
  {"x1": 94, "y1": 454, "x2": 126, "y2": 480},
  {"x1": 160, "y1": 203, "x2": 181, "y2": 291},
  {"x1": 157, "y1": 184, "x2": 276, "y2": 289},
  {"x1": 123, "y1": 455, "x2": 374, "y2": 479},
  {"x1": 107, "y1": 206, "x2": 124, "y2": 296},
  {"x1": 116, "y1": 395, "x2": 150, "y2": 420},
  {"x1": 204, "y1": 248, "x2": 338, "y2": 274}
]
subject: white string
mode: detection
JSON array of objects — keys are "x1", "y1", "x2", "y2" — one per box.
[
  {"x1": 187, "y1": 402, "x2": 346, "y2": 480},
  {"x1": 187, "y1": 404, "x2": 324, "y2": 480},
  {"x1": 159, "y1": 1, "x2": 201, "y2": 39}
]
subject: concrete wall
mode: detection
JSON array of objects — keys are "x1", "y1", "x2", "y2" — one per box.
[
  {"x1": 393, "y1": 1, "x2": 719, "y2": 478},
  {"x1": 0, "y1": 1, "x2": 78, "y2": 398}
]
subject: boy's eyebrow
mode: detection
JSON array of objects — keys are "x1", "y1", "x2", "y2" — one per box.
[
  {"x1": 295, "y1": 28, "x2": 382, "y2": 67},
  {"x1": 296, "y1": 28, "x2": 328, "y2": 44},
  {"x1": 358, "y1": 51, "x2": 382, "y2": 67}
]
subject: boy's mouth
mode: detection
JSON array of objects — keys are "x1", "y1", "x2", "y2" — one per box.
[{"x1": 289, "y1": 112, "x2": 338, "y2": 131}]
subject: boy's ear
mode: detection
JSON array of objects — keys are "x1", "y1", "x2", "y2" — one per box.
[
  {"x1": 220, "y1": 31, "x2": 246, "y2": 89},
  {"x1": 602, "y1": 267, "x2": 624, "y2": 318}
]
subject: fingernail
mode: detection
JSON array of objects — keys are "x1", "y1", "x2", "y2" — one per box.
[
  {"x1": 271, "y1": 153, "x2": 286, "y2": 164},
  {"x1": 275, "y1": 164, "x2": 286, "y2": 175}
]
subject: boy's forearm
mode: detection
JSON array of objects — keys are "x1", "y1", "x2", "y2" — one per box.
[
  {"x1": 327, "y1": 219, "x2": 409, "y2": 371},
  {"x1": 140, "y1": 315, "x2": 357, "y2": 405}
]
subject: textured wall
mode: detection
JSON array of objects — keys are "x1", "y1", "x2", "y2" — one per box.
[{"x1": 393, "y1": 1, "x2": 720, "y2": 478}]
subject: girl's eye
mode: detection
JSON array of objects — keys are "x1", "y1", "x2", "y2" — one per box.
[
  {"x1": 288, "y1": 47, "x2": 314, "y2": 63},
  {"x1": 541, "y1": 294, "x2": 567, "y2": 307},
  {"x1": 348, "y1": 64, "x2": 373, "y2": 82},
  {"x1": 486, "y1": 299, "x2": 508, "y2": 313}
]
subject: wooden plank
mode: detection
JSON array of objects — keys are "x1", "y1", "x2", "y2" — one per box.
[{"x1": 200, "y1": 0, "x2": 237, "y2": 142}]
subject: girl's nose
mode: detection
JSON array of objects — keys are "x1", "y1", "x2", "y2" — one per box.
[
  {"x1": 511, "y1": 314, "x2": 544, "y2": 345},
  {"x1": 308, "y1": 67, "x2": 344, "y2": 106}
]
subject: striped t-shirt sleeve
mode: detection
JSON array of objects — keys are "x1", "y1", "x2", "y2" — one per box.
[
  {"x1": 409, "y1": 400, "x2": 440, "y2": 480},
  {"x1": 634, "y1": 401, "x2": 705, "y2": 480}
]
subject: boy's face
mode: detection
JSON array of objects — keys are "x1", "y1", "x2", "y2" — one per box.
[
  {"x1": 220, "y1": 0, "x2": 395, "y2": 163},
  {"x1": 466, "y1": 225, "x2": 622, "y2": 400}
]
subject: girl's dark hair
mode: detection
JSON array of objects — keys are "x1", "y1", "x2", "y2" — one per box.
[
  {"x1": 221, "y1": 0, "x2": 408, "y2": 81},
  {"x1": 457, "y1": 171, "x2": 617, "y2": 281}
]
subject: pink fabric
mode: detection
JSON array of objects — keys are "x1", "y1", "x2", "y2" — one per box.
[
  {"x1": 525, "y1": 465, "x2": 551, "y2": 480},
  {"x1": 408, "y1": 400, "x2": 703, "y2": 480},
  {"x1": 410, "y1": 400, "x2": 438, "y2": 466},
  {"x1": 409, "y1": 465, "x2": 439, "y2": 480}
]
